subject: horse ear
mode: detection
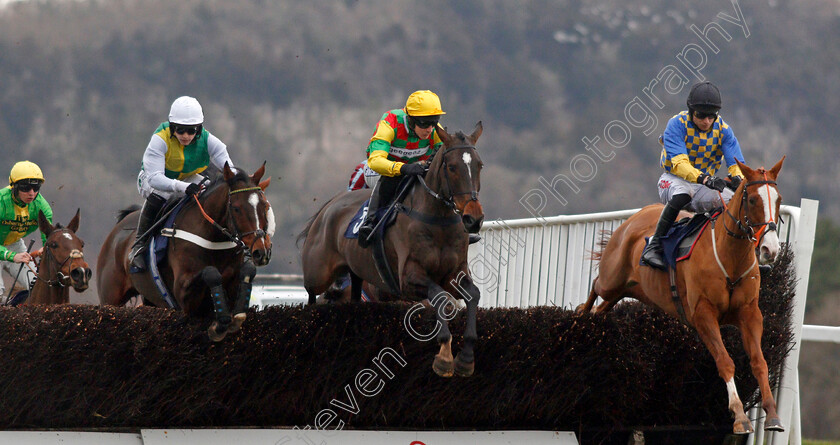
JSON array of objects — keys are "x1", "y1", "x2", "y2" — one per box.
[
  {"x1": 436, "y1": 124, "x2": 452, "y2": 146},
  {"x1": 67, "y1": 208, "x2": 81, "y2": 233},
  {"x1": 259, "y1": 177, "x2": 271, "y2": 191},
  {"x1": 735, "y1": 158, "x2": 755, "y2": 179},
  {"x1": 252, "y1": 161, "x2": 267, "y2": 184},
  {"x1": 38, "y1": 211, "x2": 54, "y2": 236},
  {"x1": 469, "y1": 121, "x2": 483, "y2": 144},
  {"x1": 768, "y1": 155, "x2": 785, "y2": 178},
  {"x1": 223, "y1": 162, "x2": 235, "y2": 180}
]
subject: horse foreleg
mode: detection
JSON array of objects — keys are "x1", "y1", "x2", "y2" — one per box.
[
  {"x1": 738, "y1": 300, "x2": 784, "y2": 432},
  {"x1": 427, "y1": 282, "x2": 455, "y2": 377},
  {"x1": 693, "y1": 299, "x2": 753, "y2": 435},
  {"x1": 202, "y1": 266, "x2": 232, "y2": 342},
  {"x1": 228, "y1": 260, "x2": 257, "y2": 333},
  {"x1": 450, "y1": 273, "x2": 479, "y2": 377}
]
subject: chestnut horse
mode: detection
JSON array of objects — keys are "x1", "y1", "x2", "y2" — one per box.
[
  {"x1": 579, "y1": 157, "x2": 786, "y2": 434},
  {"x1": 97, "y1": 163, "x2": 273, "y2": 341},
  {"x1": 24, "y1": 209, "x2": 91, "y2": 305},
  {"x1": 299, "y1": 123, "x2": 484, "y2": 377}
]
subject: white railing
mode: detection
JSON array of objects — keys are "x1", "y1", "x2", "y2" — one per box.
[{"x1": 468, "y1": 199, "x2": 821, "y2": 445}]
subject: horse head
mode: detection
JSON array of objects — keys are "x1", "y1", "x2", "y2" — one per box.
[
  {"x1": 428, "y1": 122, "x2": 485, "y2": 233},
  {"x1": 222, "y1": 162, "x2": 274, "y2": 266},
  {"x1": 37, "y1": 209, "x2": 91, "y2": 292},
  {"x1": 734, "y1": 156, "x2": 785, "y2": 265}
]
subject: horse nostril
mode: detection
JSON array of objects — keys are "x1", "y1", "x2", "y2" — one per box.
[
  {"x1": 85, "y1": 268, "x2": 92, "y2": 280},
  {"x1": 462, "y1": 215, "x2": 475, "y2": 226}
]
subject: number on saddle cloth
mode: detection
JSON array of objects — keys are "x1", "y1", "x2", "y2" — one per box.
[{"x1": 345, "y1": 200, "x2": 395, "y2": 239}]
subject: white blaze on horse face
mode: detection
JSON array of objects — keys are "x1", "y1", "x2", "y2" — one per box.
[
  {"x1": 62, "y1": 232, "x2": 74, "y2": 241},
  {"x1": 757, "y1": 185, "x2": 781, "y2": 263},
  {"x1": 266, "y1": 202, "x2": 276, "y2": 236},
  {"x1": 247, "y1": 193, "x2": 263, "y2": 232},
  {"x1": 462, "y1": 153, "x2": 473, "y2": 180}
]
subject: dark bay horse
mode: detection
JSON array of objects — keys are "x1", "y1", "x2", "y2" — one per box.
[
  {"x1": 299, "y1": 123, "x2": 484, "y2": 377},
  {"x1": 97, "y1": 163, "x2": 273, "y2": 341},
  {"x1": 579, "y1": 157, "x2": 786, "y2": 434},
  {"x1": 24, "y1": 209, "x2": 91, "y2": 305}
]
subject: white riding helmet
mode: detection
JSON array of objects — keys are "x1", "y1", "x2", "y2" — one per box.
[{"x1": 168, "y1": 96, "x2": 204, "y2": 125}]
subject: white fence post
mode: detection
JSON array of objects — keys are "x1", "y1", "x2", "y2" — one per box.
[{"x1": 769, "y1": 198, "x2": 819, "y2": 445}]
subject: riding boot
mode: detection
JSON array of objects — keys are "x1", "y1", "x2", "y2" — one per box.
[
  {"x1": 129, "y1": 193, "x2": 166, "y2": 272},
  {"x1": 641, "y1": 194, "x2": 691, "y2": 270},
  {"x1": 358, "y1": 181, "x2": 382, "y2": 248}
]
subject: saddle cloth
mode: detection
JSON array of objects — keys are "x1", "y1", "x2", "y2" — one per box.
[
  {"x1": 344, "y1": 200, "x2": 395, "y2": 239},
  {"x1": 643, "y1": 210, "x2": 721, "y2": 269}
]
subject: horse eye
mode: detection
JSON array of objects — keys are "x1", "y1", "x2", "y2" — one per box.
[
  {"x1": 749, "y1": 197, "x2": 757, "y2": 205},
  {"x1": 50, "y1": 242, "x2": 58, "y2": 248},
  {"x1": 448, "y1": 165, "x2": 457, "y2": 173}
]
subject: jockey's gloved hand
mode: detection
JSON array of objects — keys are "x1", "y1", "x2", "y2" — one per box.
[
  {"x1": 400, "y1": 163, "x2": 426, "y2": 176},
  {"x1": 697, "y1": 174, "x2": 726, "y2": 192},
  {"x1": 726, "y1": 174, "x2": 743, "y2": 191},
  {"x1": 184, "y1": 183, "x2": 201, "y2": 196}
]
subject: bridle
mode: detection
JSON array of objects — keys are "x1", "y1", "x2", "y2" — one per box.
[
  {"x1": 723, "y1": 173, "x2": 781, "y2": 246},
  {"x1": 33, "y1": 229, "x2": 86, "y2": 288},
  {"x1": 194, "y1": 184, "x2": 270, "y2": 259},
  {"x1": 417, "y1": 144, "x2": 480, "y2": 214}
]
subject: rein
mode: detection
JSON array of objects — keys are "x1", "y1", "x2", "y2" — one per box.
[
  {"x1": 32, "y1": 230, "x2": 85, "y2": 288},
  {"x1": 710, "y1": 171, "x2": 778, "y2": 294}
]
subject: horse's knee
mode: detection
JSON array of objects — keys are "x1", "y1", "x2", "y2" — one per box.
[{"x1": 201, "y1": 266, "x2": 223, "y2": 287}]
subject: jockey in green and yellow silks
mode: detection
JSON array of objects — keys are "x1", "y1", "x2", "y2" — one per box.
[
  {"x1": 641, "y1": 81, "x2": 746, "y2": 270},
  {"x1": 129, "y1": 96, "x2": 234, "y2": 272},
  {"x1": 0, "y1": 161, "x2": 52, "y2": 299},
  {"x1": 356, "y1": 90, "x2": 445, "y2": 248}
]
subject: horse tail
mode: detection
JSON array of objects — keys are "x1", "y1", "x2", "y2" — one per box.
[
  {"x1": 588, "y1": 229, "x2": 613, "y2": 262},
  {"x1": 117, "y1": 205, "x2": 141, "y2": 223},
  {"x1": 296, "y1": 199, "x2": 333, "y2": 249}
]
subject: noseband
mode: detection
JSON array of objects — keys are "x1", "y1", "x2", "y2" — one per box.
[
  {"x1": 724, "y1": 175, "x2": 780, "y2": 245},
  {"x1": 417, "y1": 144, "x2": 479, "y2": 214},
  {"x1": 36, "y1": 230, "x2": 85, "y2": 288}
]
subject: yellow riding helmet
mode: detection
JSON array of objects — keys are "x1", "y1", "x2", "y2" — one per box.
[
  {"x1": 405, "y1": 90, "x2": 446, "y2": 117},
  {"x1": 9, "y1": 160, "x2": 44, "y2": 185}
]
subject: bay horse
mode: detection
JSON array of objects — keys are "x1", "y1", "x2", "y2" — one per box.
[
  {"x1": 299, "y1": 123, "x2": 484, "y2": 377},
  {"x1": 97, "y1": 163, "x2": 273, "y2": 341},
  {"x1": 579, "y1": 157, "x2": 786, "y2": 434},
  {"x1": 23, "y1": 209, "x2": 91, "y2": 305}
]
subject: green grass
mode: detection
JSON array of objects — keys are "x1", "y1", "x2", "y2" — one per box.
[{"x1": 804, "y1": 440, "x2": 840, "y2": 445}]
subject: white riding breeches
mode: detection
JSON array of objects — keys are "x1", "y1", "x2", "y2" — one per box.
[
  {"x1": 0, "y1": 239, "x2": 36, "y2": 301},
  {"x1": 657, "y1": 172, "x2": 734, "y2": 213}
]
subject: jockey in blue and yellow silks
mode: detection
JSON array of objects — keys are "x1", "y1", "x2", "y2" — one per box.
[
  {"x1": 641, "y1": 81, "x2": 746, "y2": 270},
  {"x1": 129, "y1": 96, "x2": 234, "y2": 272}
]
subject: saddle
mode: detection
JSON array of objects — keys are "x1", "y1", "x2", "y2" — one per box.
[{"x1": 643, "y1": 209, "x2": 722, "y2": 269}]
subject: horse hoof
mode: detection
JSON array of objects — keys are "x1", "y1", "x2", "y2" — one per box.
[
  {"x1": 764, "y1": 417, "x2": 785, "y2": 432},
  {"x1": 207, "y1": 322, "x2": 228, "y2": 342},
  {"x1": 228, "y1": 313, "x2": 247, "y2": 333},
  {"x1": 433, "y1": 355, "x2": 454, "y2": 378},
  {"x1": 733, "y1": 419, "x2": 754, "y2": 435},
  {"x1": 453, "y1": 355, "x2": 474, "y2": 377}
]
